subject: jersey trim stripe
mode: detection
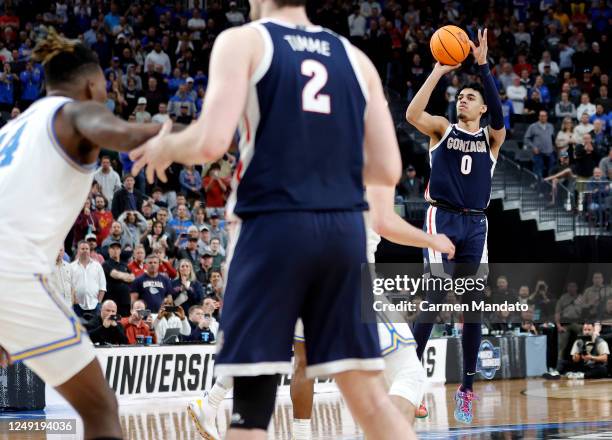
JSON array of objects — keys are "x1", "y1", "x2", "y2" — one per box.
[
  {"x1": 47, "y1": 101, "x2": 97, "y2": 174},
  {"x1": 261, "y1": 18, "x2": 323, "y2": 33},
  {"x1": 429, "y1": 123, "x2": 453, "y2": 153},
  {"x1": 249, "y1": 22, "x2": 274, "y2": 84},
  {"x1": 11, "y1": 275, "x2": 83, "y2": 362},
  {"x1": 338, "y1": 36, "x2": 369, "y2": 103}
]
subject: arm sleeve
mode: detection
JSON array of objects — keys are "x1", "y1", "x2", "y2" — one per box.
[{"x1": 480, "y1": 64, "x2": 504, "y2": 130}]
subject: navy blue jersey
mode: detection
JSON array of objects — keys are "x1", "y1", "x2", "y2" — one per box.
[
  {"x1": 227, "y1": 19, "x2": 368, "y2": 218},
  {"x1": 425, "y1": 124, "x2": 496, "y2": 210}
]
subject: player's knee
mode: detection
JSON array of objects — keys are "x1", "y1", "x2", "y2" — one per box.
[
  {"x1": 389, "y1": 365, "x2": 427, "y2": 407},
  {"x1": 231, "y1": 375, "x2": 278, "y2": 430}
]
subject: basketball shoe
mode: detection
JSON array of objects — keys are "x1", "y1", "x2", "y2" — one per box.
[
  {"x1": 454, "y1": 386, "x2": 477, "y2": 424},
  {"x1": 187, "y1": 392, "x2": 220, "y2": 440}
]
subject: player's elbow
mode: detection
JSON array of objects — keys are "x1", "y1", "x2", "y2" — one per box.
[
  {"x1": 364, "y1": 165, "x2": 400, "y2": 187},
  {"x1": 405, "y1": 107, "x2": 418, "y2": 124},
  {"x1": 199, "y1": 136, "x2": 232, "y2": 163}
]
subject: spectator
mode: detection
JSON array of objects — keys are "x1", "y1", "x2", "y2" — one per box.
[
  {"x1": 208, "y1": 213, "x2": 228, "y2": 248},
  {"x1": 133, "y1": 97, "x2": 151, "y2": 123},
  {"x1": 583, "y1": 273, "x2": 612, "y2": 321},
  {"x1": 554, "y1": 92, "x2": 577, "y2": 120},
  {"x1": 573, "y1": 113, "x2": 594, "y2": 144},
  {"x1": 0, "y1": 62, "x2": 17, "y2": 112},
  {"x1": 500, "y1": 90, "x2": 514, "y2": 130},
  {"x1": 93, "y1": 195, "x2": 114, "y2": 245},
  {"x1": 586, "y1": 167, "x2": 609, "y2": 227},
  {"x1": 72, "y1": 200, "x2": 99, "y2": 250},
  {"x1": 589, "y1": 104, "x2": 609, "y2": 132},
  {"x1": 117, "y1": 210, "x2": 148, "y2": 249},
  {"x1": 595, "y1": 85, "x2": 611, "y2": 112},
  {"x1": 225, "y1": 2, "x2": 245, "y2": 27},
  {"x1": 142, "y1": 221, "x2": 171, "y2": 255},
  {"x1": 155, "y1": 207, "x2": 178, "y2": 248},
  {"x1": 397, "y1": 165, "x2": 423, "y2": 199},
  {"x1": 576, "y1": 93, "x2": 596, "y2": 119},
  {"x1": 145, "y1": 41, "x2": 171, "y2": 75},
  {"x1": 71, "y1": 240, "x2": 106, "y2": 318},
  {"x1": 172, "y1": 259, "x2": 204, "y2": 312},
  {"x1": 202, "y1": 163, "x2": 229, "y2": 210},
  {"x1": 122, "y1": 64, "x2": 142, "y2": 92},
  {"x1": 178, "y1": 234, "x2": 201, "y2": 265},
  {"x1": 513, "y1": 22, "x2": 531, "y2": 48},
  {"x1": 591, "y1": 120, "x2": 610, "y2": 155},
  {"x1": 102, "y1": 221, "x2": 133, "y2": 255},
  {"x1": 153, "y1": 296, "x2": 191, "y2": 343},
  {"x1": 498, "y1": 62, "x2": 518, "y2": 91},
  {"x1": 531, "y1": 75, "x2": 551, "y2": 105},
  {"x1": 530, "y1": 280, "x2": 555, "y2": 322},
  {"x1": 94, "y1": 156, "x2": 122, "y2": 205},
  {"x1": 128, "y1": 244, "x2": 147, "y2": 277},
  {"x1": 120, "y1": 300, "x2": 155, "y2": 345},
  {"x1": 538, "y1": 50, "x2": 559, "y2": 76},
  {"x1": 188, "y1": 8, "x2": 206, "y2": 42},
  {"x1": 168, "y1": 83, "x2": 196, "y2": 118},
  {"x1": 187, "y1": 305, "x2": 216, "y2": 343},
  {"x1": 524, "y1": 110, "x2": 555, "y2": 178},
  {"x1": 175, "y1": 103, "x2": 193, "y2": 124},
  {"x1": 168, "y1": 203, "x2": 193, "y2": 243},
  {"x1": 491, "y1": 276, "x2": 518, "y2": 305},
  {"x1": 111, "y1": 174, "x2": 146, "y2": 219},
  {"x1": 192, "y1": 206, "x2": 208, "y2": 231},
  {"x1": 555, "y1": 117, "x2": 575, "y2": 153},
  {"x1": 51, "y1": 246, "x2": 72, "y2": 307},
  {"x1": 103, "y1": 241, "x2": 135, "y2": 317},
  {"x1": 208, "y1": 237, "x2": 225, "y2": 270},
  {"x1": 513, "y1": 54, "x2": 533, "y2": 77},
  {"x1": 152, "y1": 245, "x2": 178, "y2": 279},
  {"x1": 599, "y1": 148, "x2": 612, "y2": 180},
  {"x1": 204, "y1": 269, "x2": 224, "y2": 302},
  {"x1": 506, "y1": 76, "x2": 527, "y2": 116},
  {"x1": 89, "y1": 299, "x2": 128, "y2": 345},
  {"x1": 564, "y1": 322, "x2": 610, "y2": 379},
  {"x1": 130, "y1": 254, "x2": 174, "y2": 313},
  {"x1": 554, "y1": 282, "x2": 586, "y2": 373},
  {"x1": 524, "y1": 90, "x2": 545, "y2": 123},
  {"x1": 197, "y1": 226, "x2": 211, "y2": 254},
  {"x1": 86, "y1": 233, "x2": 105, "y2": 264},
  {"x1": 573, "y1": 134, "x2": 600, "y2": 178},
  {"x1": 196, "y1": 252, "x2": 214, "y2": 284},
  {"x1": 152, "y1": 102, "x2": 170, "y2": 124},
  {"x1": 202, "y1": 296, "x2": 221, "y2": 325},
  {"x1": 18, "y1": 61, "x2": 42, "y2": 108}
]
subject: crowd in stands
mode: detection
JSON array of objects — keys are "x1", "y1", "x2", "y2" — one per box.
[{"x1": 0, "y1": 0, "x2": 606, "y2": 346}]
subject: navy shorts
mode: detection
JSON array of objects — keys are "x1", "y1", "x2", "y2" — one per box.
[
  {"x1": 215, "y1": 211, "x2": 384, "y2": 378},
  {"x1": 423, "y1": 205, "x2": 488, "y2": 278}
]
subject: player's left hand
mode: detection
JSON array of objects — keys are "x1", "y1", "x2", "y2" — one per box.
[
  {"x1": 0, "y1": 346, "x2": 11, "y2": 368},
  {"x1": 130, "y1": 118, "x2": 174, "y2": 184},
  {"x1": 469, "y1": 28, "x2": 488, "y2": 66}
]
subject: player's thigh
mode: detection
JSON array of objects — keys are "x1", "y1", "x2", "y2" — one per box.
[
  {"x1": 301, "y1": 212, "x2": 383, "y2": 377},
  {"x1": 0, "y1": 273, "x2": 95, "y2": 386}
]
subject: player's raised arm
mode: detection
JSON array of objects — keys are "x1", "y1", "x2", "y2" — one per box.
[
  {"x1": 367, "y1": 186, "x2": 455, "y2": 259},
  {"x1": 405, "y1": 62, "x2": 458, "y2": 142},
  {"x1": 354, "y1": 48, "x2": 402, "y2": 186},
  {"x1": 469, "y1": 28, "x2": 506, "y2": 154},
  {"x1": 130, "y1": 26, "x2": 257, "y2": 183}
]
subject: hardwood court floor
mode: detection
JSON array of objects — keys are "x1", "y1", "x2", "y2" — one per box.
[{"x1": 1, "y1": 378, "x2": 611, "y2": 439}]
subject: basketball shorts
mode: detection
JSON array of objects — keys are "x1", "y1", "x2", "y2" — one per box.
[
  {"x1": 0, "y1": 272, "x2": 96, "y2": 387},
  {"x1": 215, "y1": 211, "x2": 383, "y2": 379},
  {"x1": 423, "y1": 205, "x2": 488, "y2": 278}
]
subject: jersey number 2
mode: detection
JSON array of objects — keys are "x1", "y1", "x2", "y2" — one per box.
[
  {"x1": 460, "y1": 155, "x2": 472, "y2": 175},
  {"x1": 0, "y1": 123, "x2": 26, "y2": 168},
  {"x1": 301, "y1": 59, "x2": 330, "y2": 114}
]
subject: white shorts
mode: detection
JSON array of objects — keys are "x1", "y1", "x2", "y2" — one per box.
[
  {"x1": 0, "y1": 273, "x2": 96, "y2": 387},
  {"x1": 383, "y1": 344, "x2": 427, "y2": 407}
]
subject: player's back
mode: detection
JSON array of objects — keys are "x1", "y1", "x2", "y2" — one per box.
[
  {"x1": 0, "y1": 96, "x2": 95, "y2": 274},
  {"x1": 228, "y1": 19, "x2": 368, "y2": 217}
]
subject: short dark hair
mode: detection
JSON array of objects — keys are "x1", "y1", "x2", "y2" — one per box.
[
  {"x1": 455, "y1": 83, "x2": 486, "y2": 105},
  {"x1": 274, "y1": 0, "x2": 306, "y2": 6},
  {"x1": 32, "y1": 28, "x2": 100, "y2": 88}
]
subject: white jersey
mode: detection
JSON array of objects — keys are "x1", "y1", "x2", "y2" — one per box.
[{"x1": 0, "y1": 96, "x2": 96, "y2": 274}]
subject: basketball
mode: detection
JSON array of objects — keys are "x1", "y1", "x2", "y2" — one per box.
[{"x1": 430, "y1": 25, "x2": 471, "y2": 65}]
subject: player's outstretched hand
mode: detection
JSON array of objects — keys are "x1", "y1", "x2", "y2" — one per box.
[
  {"x1": 469, "y1": 28, "x2": 488, "y2": 66},
  {"x1": 0, "y1": 345, "x2": 11, "y2": 368},
  {"x1": 433, "y1": 61, "x2": 461, "y2": 75},
  {"x1": 130, "y1": 118, "x2": 173, "y2": 184},
  {"x1": 430, "y1": 234, "x2": 456, "y2": 260}
]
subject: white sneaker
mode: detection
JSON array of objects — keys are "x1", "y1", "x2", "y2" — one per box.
[
  {"x1": 565, "y1": 372, "x2": 576, "y2": 379},
  {"x1": 187, "y1": 392, "x2": 220, "y2": 440},
  {"x1": 574, "y1": 372, "x2": 585, "y2": 379}
]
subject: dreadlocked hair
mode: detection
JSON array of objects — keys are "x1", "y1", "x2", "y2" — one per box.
[{"x1": 32, "y1": 28, "x2": 100, "y2": 87}]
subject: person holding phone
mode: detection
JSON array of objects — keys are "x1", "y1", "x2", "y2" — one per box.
[
  {"x1": 120, "y1": 299, "x2": 155, "y2": 345},
  {"x1": 187, "y1": 305, "x2": 216, "y2": 343},
  {"x1": 153, "y1": 296, "x2": 191, "y2": 343},
  {"x1": 89, "y1": 300, "x2": 128, "y2": 345}
]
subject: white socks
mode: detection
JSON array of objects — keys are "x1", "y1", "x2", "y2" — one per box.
[
  {"x1": 207, "y1": 376, "x2": 233, "y2": 411},
  {"x1": 293, "y1": 419, "x2": 311, "y2": 440}
]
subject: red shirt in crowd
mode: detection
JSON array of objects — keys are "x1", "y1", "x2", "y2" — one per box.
[
  {"x1": 159, "y1": 260, "x2": 177, "y2": 279},
  {"x1": 128, "y1": 261, "x2": 146, "y2": 277},
  {"x1": 202, "y1": 176, "x2": 230, "y2": 207},
  {"x1": 120, "y1": 318, "x2": 156, "y2": 345},
  {"x1": 94, "y1": 210, "x2": 114, "y2": 245}
]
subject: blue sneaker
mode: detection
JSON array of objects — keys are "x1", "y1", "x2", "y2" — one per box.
[{"x1": 454, "y1": 386, "x2": 477, "y2": 424}]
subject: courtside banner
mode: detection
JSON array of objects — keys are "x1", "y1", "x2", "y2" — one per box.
[{"x1": 93, "y1": 345, "x2": 337, "y2": 401}]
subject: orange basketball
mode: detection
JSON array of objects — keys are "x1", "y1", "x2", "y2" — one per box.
[{"x1": 430, "y1": 25, "x2": 470, "y2": 65}]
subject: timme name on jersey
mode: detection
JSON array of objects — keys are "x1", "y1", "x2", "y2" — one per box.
[{"x1": 425, "y1": 124, "x2": 496, "y2": 211}]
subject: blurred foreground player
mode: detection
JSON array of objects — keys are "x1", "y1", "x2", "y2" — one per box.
[
  {"x1": 130, "y1": 0, "x2": 416, "y2": 438},
  {"x1": 0, "y1": 30, "x2": 160, "y2": 439},
  {"x1": 186, "y1": 186, "x2": 455, "y2": 439},
  {"x1": 406, "y1": 29, "x2": 506, "y2": 424}
]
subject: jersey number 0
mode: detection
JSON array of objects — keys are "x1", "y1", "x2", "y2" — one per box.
[{"x1": 301, "y1": 59, "x2": 331, "y2": 114}]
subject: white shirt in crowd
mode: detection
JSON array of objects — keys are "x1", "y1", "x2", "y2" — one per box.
[
  {"x1": 360, "y1": 1, "x2": 381, "y2": 17},
  {"x1": 70, "y1": 259, "x2": 106, "y2": 310},
  {"x1": 154, "y1": 314, "x2": 192, "y2": 342},
  {"x1": 506, "y1": 84, "x2": 527, "y2": 114},
  {"x1": 188, "y1": 17, "x2": 206, "y2": 40},
  {"x1": 576, "y1": 103, "x2": 596, "y2": 119},
  {"x1": 573, "y1": 122, "x2": 595, "y2": 144},
  {"x1": 226, "y1": 10, "x2": 245, "y2": 26},
  {"x1": 94, "y1": 167, "x2": 122, "y2": 204},
  {"x1": 348, "y1": 13, "x2": 367, "y2": 37},
  {"x1": 144, "y1": 50, "x2": 172, "y2": 75},
  {"x1": 52, "y1": 259, "x2": 72, "y2": 307},
  {"x1": 152, "y1": 112, "x2": 170, "y2": 124}
]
